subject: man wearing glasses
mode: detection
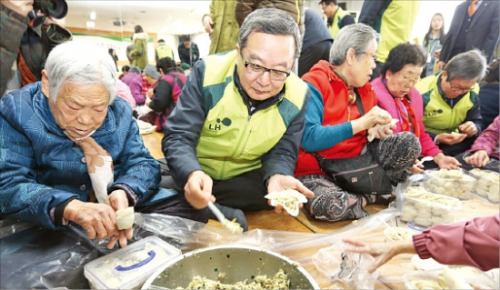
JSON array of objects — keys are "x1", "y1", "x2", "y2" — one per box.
[
  {"x1": 416, "y1": 49, "x2": 487, "y2": 157},
  {"x1": 162, "y1": 8, "x2": 313, "y2": 230}
]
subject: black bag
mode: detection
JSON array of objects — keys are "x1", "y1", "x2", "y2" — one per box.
[
  {"x1": 313, "y1": 91, "x2": 392, "y2": 195},
  {"x1": 314, "y1": 145, "x2": 393, "y2": 195}
]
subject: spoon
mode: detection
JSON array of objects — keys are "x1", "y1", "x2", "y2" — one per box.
[
  {"x1": 416, "y1": 156, "x2": 433, "y2": 167},
  {"x1": 207, "y1": 202, "x2": 243, "y2": 234}
]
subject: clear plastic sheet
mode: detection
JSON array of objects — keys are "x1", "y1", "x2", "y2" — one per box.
[{"x1": 1, "y1": 209, "x2": 403, "y2": 289}]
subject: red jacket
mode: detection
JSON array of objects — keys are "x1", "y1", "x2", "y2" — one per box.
[{"x1": 295, "y1": 60, "x2": 378, "y2": 176}]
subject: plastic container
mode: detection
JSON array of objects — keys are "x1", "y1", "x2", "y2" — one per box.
[
  {"x1": 399, "y1": 186, "x2": 461, "y2": 228},
  {"x1": 469, "y1": 169, "x2": 500, "y2": 203},
  {"x1": 84, "y1": 236, "x2": 181, "y2": 289},
  {"x1": 403, "y1": 267, "x2": 497, "y2": 289},
  {"x1": 423, "y1": 169, "x2": 475, "y2": 200}
]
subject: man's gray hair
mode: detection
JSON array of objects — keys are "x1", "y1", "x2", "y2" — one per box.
[
  {"x1": 238, "y1": 8, "x2": 301, "y2": 58},
  {"x1": 330, "y1": 23, "x2": 380, "y2": 66},
  {"x1": 444, "y1": 49, "x2": 487, "y2": 81},
  {"x1": 44, "y1": 41, "x2": 117, "y2": 103}
]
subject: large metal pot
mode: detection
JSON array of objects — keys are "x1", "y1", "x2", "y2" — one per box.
[{"x1": 142, "y1": 245, "x2": 319, "y2": 289}]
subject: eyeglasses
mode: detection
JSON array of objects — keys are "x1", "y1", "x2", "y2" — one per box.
[
  {"x1": 399, "y1": 74, "x2": 420, "y2": 86},
  {"x1": 240, "y1": 54, "x2": 291, "y2": 81},
  {"x1": 448, "y1": 81, "x2": 473, "y2": 93}
]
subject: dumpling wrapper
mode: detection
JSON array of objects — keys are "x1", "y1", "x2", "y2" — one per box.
[
  {"x1": 265, "y1": 189, "x2": 307, "y2": 216},
  {"x1": 116, "y1": 207, "x2": 135, "y2": 230},
  {"x1": 367, "y1": 119, "x2": 398, "y2": 142}
]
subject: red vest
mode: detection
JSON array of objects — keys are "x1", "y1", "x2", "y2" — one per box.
[{"x1": 295, "y1": 60, "x2": 377, "y2": 176}]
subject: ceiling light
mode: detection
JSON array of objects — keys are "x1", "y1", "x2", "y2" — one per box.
[
  {"x1": 86, "y1": 21, "x2": 95, "y2": 28},
  {"x1": 89, "y1": 11, "x2": 96, "y2": 20}
]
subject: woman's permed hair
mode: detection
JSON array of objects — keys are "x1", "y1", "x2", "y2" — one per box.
[
  {"x1": 330, "y1": 23, "x2": 380, "y2": 66},
  {"x1": 382, "y1": 43, "x2": 427, "y2": 76},
  {"x1": 238, "y1": 8, "x2": 301, "y2": 59},
  {"x1": 44, "y1": 41, "x2": 117, "y2": 103}
]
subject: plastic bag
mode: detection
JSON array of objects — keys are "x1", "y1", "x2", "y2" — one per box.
[{"x1": 312, "y1": 242, "x2": 379, "y2": 289}]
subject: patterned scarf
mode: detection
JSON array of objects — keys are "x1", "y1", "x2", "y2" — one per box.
[{"x1": 394, "y1": 96, "x2": 420, "y2": 138}]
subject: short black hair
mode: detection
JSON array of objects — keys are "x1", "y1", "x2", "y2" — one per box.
[
  {"x1": 319, "y1": 0, "x2": 337, "y2": 5},
  {"x1": 158, "y1": 39, "x2": 165, "y2": 43}
]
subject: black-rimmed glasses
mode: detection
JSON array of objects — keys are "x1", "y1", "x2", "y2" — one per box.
[{"x1": 240, "y1": 54, "x2": 291, "y2": 81}]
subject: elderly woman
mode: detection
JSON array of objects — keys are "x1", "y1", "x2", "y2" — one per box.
[
  {"x1": 0, "y1": 41, "x2": 208, "y2": 249},
  {"x1": 295, "y1": 23, "x2": 421, "y2": 222},
  {"x1": 372, "y1": 43, "x2": 461, "y2": 172}
]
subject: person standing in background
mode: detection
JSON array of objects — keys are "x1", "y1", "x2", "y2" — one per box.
[
  {"x1": 108, "y1": 48, "x2": 119, "y2": 72},
  {"x1": 358, "y1": 0, "x2": 420, "y2": 80},
  {"x1": 129, "y1": 25, "x2": 149, "y2": 71},
  {"x1": 177, "y1": 35, "x2": 200, "y2": 66},
  {"x1": 155, "y1": 39, "x2": 174, "y2": 64},
  {"x1": 437, "y1": 0, "x2": 499, "y2": 71},
  {"x1": 202, "y1": 0, "x2": 239, "y2": 55},
  {"x1": 298, "y1": 8, "x2": 333, "y2": 77},
  {"x1": 319, "y1": 0, "x2": 355, "y2": 40},
  {"x1": 421, "y1": 13, "x2": 446, "y2": 78}
]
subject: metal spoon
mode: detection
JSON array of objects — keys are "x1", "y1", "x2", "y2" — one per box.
[
  {"x1": 416, "y1": 156, "x2": 434, "y2": 167},
  {"x1": 207, "y1": 202, "x2": 243, "y2": 234}
]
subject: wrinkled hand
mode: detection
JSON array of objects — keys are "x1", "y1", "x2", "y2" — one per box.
[
  {"x1": 435, "y1": 132, "x2": 467, "y2": 145},
  {"x1": 458, "y1": 121, "x2": 478, "y2": 137},
  {"x1": 203, "y1": 15, "x2": 213, "y2": 34},
  {"x1": 343, "y1": 239, "x2": 415, "y2": 273},
  {"x1": 2, "y1": 0, "x2": 33, "y2": 17},
  {"x1": 464, "y1": 150, "x2": 490, "y2": 168},
  {"x1": 411, "y1": 159, "x2": 424, "y2": 174},
  {"x1": 184, "y1": 170, "x2": 214, "y2": 209},
  {"x1": 64, "y1": 199, "x2": 118, "y2": 245},
  {"x1": 434, "y1": 153, "x2": 461, "y2": 170},
  {"x1": 267, "y1": 174, "x2": 314, "y2": 214},
  {"x1": 106, "y1": 190, "x2": 133, "y2": 249}
]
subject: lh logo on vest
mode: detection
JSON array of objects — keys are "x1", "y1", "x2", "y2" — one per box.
[
  {"x1": 424, "y1": 109, "x2": 443, "y2": 117},
  {"x1": 208, "y1": 117, "x2": 232, "y2": 131}
]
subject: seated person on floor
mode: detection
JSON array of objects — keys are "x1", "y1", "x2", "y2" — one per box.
[
  {"x1": 415, "y1": 49, "x2": 487, "y2": 158},
  {"x1": 294, "y1": 23, "x2": 421, "y2": 222},
  {"x1": 373, "y1": 43, "x2": 460, "y2": 172},
  {"x1": 162, "y1": 8, "x2": 314, "y2": 231},
  {"x1": 456, "y1": 115, "x2": 499, "y2": 172},
  {"x1": 478, "y1": 58, "x2": 499, "y2": 130},
  {"x1": 144, "y1": 57, "x2": 186, "y2": 131},
  {"x1": 0, "y1": 41, "x2": 207, "y2": 250}
]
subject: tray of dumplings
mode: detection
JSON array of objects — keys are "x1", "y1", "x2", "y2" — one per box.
[
  {"x1": 468, "y1": 169, "x2": 500, "y2": 203},
  {"x1": 398, "y1": 186, "x2": 461, "y2": 228},
  {"x1": 422, "y1": 169, "x2": 475, "y2": 200}
]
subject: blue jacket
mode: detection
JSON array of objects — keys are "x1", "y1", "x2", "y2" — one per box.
[{"x1": 0, "y1": 82, "x2": 177, "y2": 229}]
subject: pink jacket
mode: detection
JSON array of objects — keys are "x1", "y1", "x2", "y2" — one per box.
[
  {"x1": 372, "y1": 77, "x2": 441, "y2": 157},
  {"x1": 467, "y1": 115, "x2": 499, "y2": 159},
  {"x1": 115, "y1": 79, "x2": 136, "y2": 108},
  {"x1": 413, "y1": 214, "x2": 500, "y2": 271}
]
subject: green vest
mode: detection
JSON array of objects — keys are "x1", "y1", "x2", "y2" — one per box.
[
  {"x1": 156, "y1": 44, "x2": 174, "y2": 60},
  {"x1": 416, "y1": 73, "x2": 479, "y2": 134},
  {"x1": 374, "y1": 0, "x2": 420, "y2": 63},
  {"x1": 196, "y1": 50, "x2": 308, "y2": 180},
  {"x1": 328, "y1": 7, "x2": 350, "y2": 38}
]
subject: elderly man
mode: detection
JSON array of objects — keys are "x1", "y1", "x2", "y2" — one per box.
[
  {"x1": 0, "y1": 41, "x2": 206, "y2": 250},
  {"x1": 416, "y1": 49, "x2": 487, "y2": 158},
  {"x1": 162, "y1": 8, "x2": 314, "y2": 230},
  {"x1": 295, "y1": 23, "x2": 421, "y2": 222}
]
